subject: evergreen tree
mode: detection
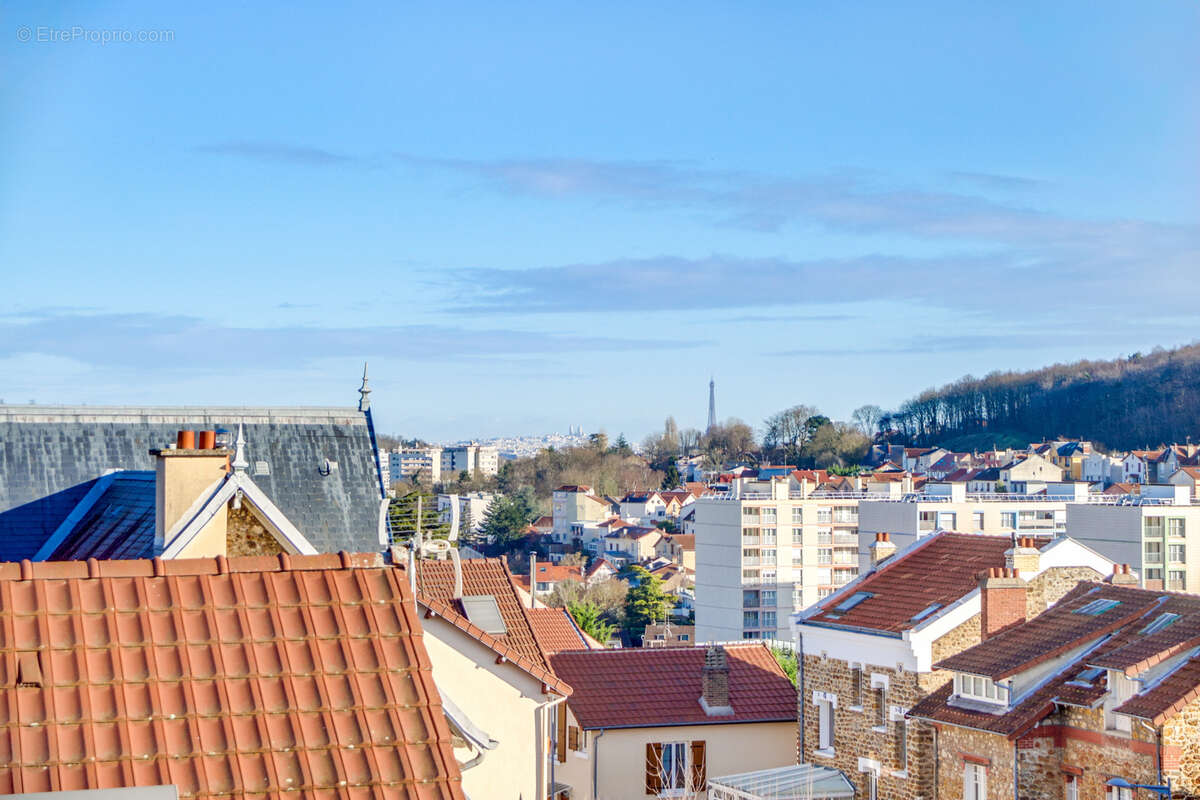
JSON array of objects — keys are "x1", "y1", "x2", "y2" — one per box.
[
  {"x1": 478, "y1": 490, "x2": 534, "y2": 550},
  {"x1": 567, "y1": 600, "x2": 616, "y2": 644},
  {"x1": 622, "y1": 565, "x2": 675, "y2": 637}
]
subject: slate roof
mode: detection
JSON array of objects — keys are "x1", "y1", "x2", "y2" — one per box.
[
  {"x1": 47, "y1": 471, "x2": 157, "y2": 561},
  {"x1": 0, "y1": 406, "x2": 385, "y2": 557},
  {"x1": 0, "y1": 552, "x2": 463, "y2": 799},
  {"x1": 803, "y1": 533, "x2": 1014, "y2": 635},
  {"x1": 411, "y1": 558, "x2": 570, "y2": 695},
  {"x1": 548, "y1": 643, "x2": 796, "y2": 730}
]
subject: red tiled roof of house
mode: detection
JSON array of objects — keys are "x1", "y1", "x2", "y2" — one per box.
[
  {"x1": 912, "y1": 582, "x2": 1200, "y2": 737},
  {"x1": 555, "y1": 485, "x2": 593, "y2": 493},
  {"x1": 664, "y1": 533, "x2": 695, "y2": 550},
  {"x1": 526, "y1": 607, "x2": 602, "y2": 654},
  {"x1": 1103, "y1": 482, "x2": 1140, "y2": 495},
  {"x1": 411, "y1": 558, "x2": 571, "y2": 696},
  {"x1": 512, "y1": 562, "x2": 584, "y2": 591},
  {"x1": 531, "y1": 515, "x2": 554, "y2": 529},
  {"x1": 585, "y1": 558, "x2": 618, "y2": 578},
  {"x1": 804, "y1": 533, "x2": 1014, "y2": 634},
  {"x1": 0, "y1": 552, "x2": 464, "y2": 799},
  {"x1": 548, "y1": 644, "x2": 796, "y2": 729}
]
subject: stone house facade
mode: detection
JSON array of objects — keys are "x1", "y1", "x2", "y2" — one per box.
[
  {"x1": 794, "y1": 532, "x2": 1116, "y2": 800},
  {"x1": 913, "y1": 575, "x2": 1200, "y2": 800}
]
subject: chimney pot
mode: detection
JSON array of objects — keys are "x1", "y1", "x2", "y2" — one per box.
[
  {"x1": 177, "y1": 430, "x2": 195, "y2": 450},
  {"x1": 198, "y1": 430, "x2": 216, "y2": 450}
]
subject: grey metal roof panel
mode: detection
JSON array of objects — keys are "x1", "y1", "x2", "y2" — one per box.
[
  {"x1": 0, "y1": 406, "x2": 385, "y2": 556},
  {"x1": 50, "y1": 471, "x2": 158, "y2": 561}
]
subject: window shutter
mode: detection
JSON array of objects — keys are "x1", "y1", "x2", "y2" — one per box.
[
  {"x1": 557, "y1": 702, "x2": 568, "y2": 763},
  {"x1": 645, "y1": 742, "x2": 664, "y2": 794},
  {"x1": 568, "y1": 725, "x2": 580, "y2": 751},
  {"x1": 690, "y1": 740, "x2": 706, "y2": 791}
]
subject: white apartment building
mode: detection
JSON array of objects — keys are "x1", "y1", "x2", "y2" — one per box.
[
  {"x1": 855, "y1": 481, "x2": 1088, "y2": 567},
  {"x1": 437, "y1": 491, "x2": 496, "y2": 537},
  {"x1": 1065, "y1": 485, "x2": 1200, "y2": 592},
  {"x1": 694, "y1": 477, "x2": 866, "y2": 643},
  {"x1": 441, "y1": 444, "x2": 499, "y2": 477},
  {"x1": 389, "y1": 447, "x2": 444, "y2": 484}
]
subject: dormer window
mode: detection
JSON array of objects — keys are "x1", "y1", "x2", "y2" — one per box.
[{"x1": 953, "y1": 673, "x2": 1009, "y2": 706}]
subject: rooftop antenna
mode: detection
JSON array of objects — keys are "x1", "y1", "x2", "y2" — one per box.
[{"x1": 358, "y1": 362, "x2": 371, "y2": 412}]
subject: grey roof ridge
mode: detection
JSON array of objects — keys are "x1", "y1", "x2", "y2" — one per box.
[{"x1": 0, "y1": 405, "x2": 369, "y2": 424}]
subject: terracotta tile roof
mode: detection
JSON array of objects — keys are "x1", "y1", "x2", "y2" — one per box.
[
  {"x1": 554, "y1": 485, "x2": 592, "y2": 493},
  {"x1": 804, "y1": 533, "x2": 1013, "y2": 635},
  {"x1": 512, "y1": 563, "x2": 584, "y2": 592},
  {"x1": 1116, "y1": 656, "x2": 1200, "y2": 723},
  {"x1": 526, "y1": 608, "x2": 601, "y2": 654},
  {"x1": 549, "y1": 644, "x2": 796, "y2": 730},
  {"x1": 936, "y1": 583, "x2": 1163, "y2": 679},
  {"x1": 664, "y1": 534, "x2": 695, "y2": 550},
  {"x1": 912, "y1": 583, "x2": 1200, "y2": 737},
  {"x1": 0, "y1": 552, "x2": 463, "y2": 799},
  {"x1": 409, "y1": 558, "x2": 571, "y2": 696}
]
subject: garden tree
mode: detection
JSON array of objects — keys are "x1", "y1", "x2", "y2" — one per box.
[
  {"x1": 653, "y1": 519, "x2": 679, "y2": 534},
  {"x1": 771, "y1": 647, "x2": 798, "y2": 686},
  {"x1": 851, "y1": 404, "x2": 884, "y2": 436},
  {"x1": 806, "y1": 421, "x2": 871, "y2": 469},
  {"x1": 478, "y1": 489, "x2": 535, "y2": 551},
  {"x1": 588, "y1": 432, "x2": 609, "y2": 452},
  {"x1": 494, "y1": 443, "x2": 663, "y2": 501},
  {"x1": 567, "y1": 600, "x2": 616, "y2": 644},
  {"x1": 623, "y1": 565, "x2": 676, "y2": 636},
  {"x1": 762, "y1": 404, "x2": 819, "y2": 464},
  {"x1": 612, "y1": 433, "x2": 633, "y2": 456},
  {"x1": 558, "y1": 551, "x2": 587, "y2": 568},
  {"x1": 546, "y1": 577, "x2": 629, "y2": 618},
  {"x1": 388, "y1": 489, "x2": 451, "y2": 540},
  {"x1": 660, "y1": 462, "x2": 681, "y2": 490},
  {"x1": 699, "y1": 419, "x2": 758, "y2": 465}
]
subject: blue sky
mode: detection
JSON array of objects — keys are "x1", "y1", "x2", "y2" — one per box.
[{"x1": 2, "y1": 1, "x2": 1198, "y2": 442}]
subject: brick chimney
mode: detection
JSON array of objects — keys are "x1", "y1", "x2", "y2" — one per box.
[
  {"x1": 1005, "y1": 537, "x2": 1041, "y2": 575},
  {"x1": 151, "y1": 430, "x2": 231, "y2": 556},
  {"x1": 869, "y1": 532, "x2": 897, "y2": 566},
  {"x1": 700, "y1": 645, "x2": 734, "y2": 716},
  {"x1": 979, "y1": 567, "x2": 1026, "y2": 639},
  {"x1": 1110, "y1": 563, "x2": 1139, "y2": 587}
]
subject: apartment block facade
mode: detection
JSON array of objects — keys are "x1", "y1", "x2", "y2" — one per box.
[{"x1": 695, "y1": 477, "x2": 864, "y2": 642}]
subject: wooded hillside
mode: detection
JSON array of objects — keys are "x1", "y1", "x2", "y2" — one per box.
[{"x1": 883, "y1": 343, "x2": 1200, "y2": 450}]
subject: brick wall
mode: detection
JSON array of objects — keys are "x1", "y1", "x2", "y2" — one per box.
[
  {"x1": 226, "y1": 504, "x2": 285, "y2": 557},
  {"x1": 1162, "y1": 692, "x2": 1200, "y2": 795}
]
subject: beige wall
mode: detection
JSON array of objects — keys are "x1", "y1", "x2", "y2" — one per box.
[
  {"x1": 422, "y1": 617, "x2": 556, "y2": 800},
  {"x1": 556, "y1": 718, "x2": 795, "y2": 800}
]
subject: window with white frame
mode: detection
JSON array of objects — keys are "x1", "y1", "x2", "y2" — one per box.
[
  {"x1": 659, "y1": 741, "x2": 688, "y2": 790},
  {"x1": 792, "y1": 506, "x2": 804, "y2": 523},
  {"x1": 818, "y1": 699, "x2": 835, "y2": 751},
  {"x1": 1107, "y1": 784, "x2": 1132, "y2": 800},
  {"x1": 953, "y1": 673, "x2": 1009, "y2": 706},
  {"x1": 964, "y1": 763, "x2": 986, "y2": 800},
  {"x1": 850, "y1": 665, "x2": 864, "y2": 708},
  {"x1": 895, "y1": 717, "x2": 907, "y2": 769}
]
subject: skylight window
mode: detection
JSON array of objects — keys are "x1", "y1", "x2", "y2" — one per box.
[
  {"x1": 1141, "y1": 612, "x2": 1181, "y2": 635},
  {"x1": 910, "y1": 602, "x2": 943, "y2": 623},
  {"x1": 833, "y1": 591, "x2": 873, "y2": 613},
  {"x1": 460, "y1": 595, "x2": 507, "y2": 635},
  {"x1": 1074, "y1": 599, "x2": 1121, "y2": 616},
  {"x1": 1066, "y1": 666, "x2": 1105, "y2": 687}
]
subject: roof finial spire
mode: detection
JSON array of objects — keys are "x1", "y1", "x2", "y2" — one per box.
[
  {"x1": 358, "y1": 362, "x2": 371, "y2": 412},
  {"x1": 232, "y1": 423, "x2": 249, "y2": 472}
]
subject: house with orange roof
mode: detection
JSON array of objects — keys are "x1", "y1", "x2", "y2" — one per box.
[
  {"x1": 407, "y1": 553, "x2": 574, "y2": 800},
  {"x1": 513, "y1": 560, "x2": 585, "y2": 598},
  {"x1": 603, "y1": 524, "x2": 663, "y2": 563},
  {"x1": 527, "y1": 606, "x2": 606, "y2": 653},
  {"x1": 620, "y1": 490, "x2": 668, "y2": 522},
  {"x1": 547, "y1": 644, "x2": 805, "y2": 800},
  {"x1": 656, "y1": 532, "x2": 696, "y2": 570},
  {"x1": 0, "y1": 551, "x2": 466, "y2": 800},
  {"x1": 1168, "y1": 466, "x2": 1200, "y2": 501},
  {"x1": 792, "y1": 531, "x2": 1118, "y2": 800},
  {"x1": 551, "y1": 485, "x2": 618, "y2": 543},
  {"x1": 910, "y1": 576, "x2": 1200, "y2": 799}
]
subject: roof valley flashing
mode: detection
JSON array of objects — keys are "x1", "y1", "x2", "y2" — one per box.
[{"x1": 0, "y1": 402, "x2": 387, "y2": 559}]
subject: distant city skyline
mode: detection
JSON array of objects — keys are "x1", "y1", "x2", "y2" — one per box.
[{"x1": 4, "y1": 2, "x2": 1198, "y2": 441}]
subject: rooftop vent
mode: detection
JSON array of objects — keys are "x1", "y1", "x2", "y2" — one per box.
[{"x1": 16, "y1": 652, "x2": 42, "y2": 688}]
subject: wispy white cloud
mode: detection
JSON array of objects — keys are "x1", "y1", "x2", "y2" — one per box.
[
  {"x1": 195, "y1": 141, "x2": 360, "y2": 166},
  {"x1": 0, "y1": 311, "x2": 689, "y2": 369}
]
